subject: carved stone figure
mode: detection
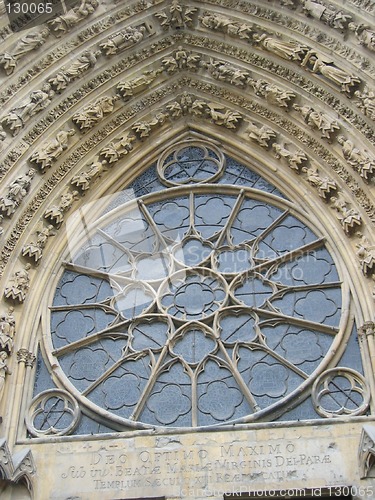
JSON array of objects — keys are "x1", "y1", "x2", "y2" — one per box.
[
  {"x1": 253, "y1": 33, "x2": 308, "y2": 61},
  {"x1": 155, "y1": 0, "x2": 197, "y2": 29},
  {"x1": 355, "y1": 88, "x2": 375, "y2": 120},
  {"x1": 162, "y1": 47, "x2": 201, "y2": 73},
  {"x1": 2, "y1": 84, "x2": 54, "y2": 135},
  {"x1": 71, "y1": 160, "x2": 108, "y2": 191},
  {"x1": 203, "y1": 59, "x2": 251, "y2": 87},
  {"x1": 117, "y1": 70, "x2": 162, "y2": 100},
  {"x1": 0, "y1": 308, "x2": 15, "y2": 353},
  {"x1": 337, "y1": 136, "x2": 375, "y2": 181},
  {"x1": 0, "y1": 169, "x2": 36, "y2": 217},
  {"x1": 330, "y1": 194, "x2": 362, "y2": 233},
  {"x1": 356, "y1": 234, "x2": 375, "y2": 275},
  {"x1": 47, "y1": 0, "x2": 98, "y2": 36},
  {"x1": 0, "y1": 27, "x2": 49, "y2": 75},
  {"x1": 0, "y1": 125, "x2": 6, "y2": 151},
  {"x1": 0, "y1": 351, "x2": 11, "y2": 400},
  {"x1": 303, "y1": 164, "x2": 337, "y2": 199},
  {"x1": 251, "y1": 79, "x2": 296, "y2": 108},
  {"x1": 349, "y1": 23, "x2": 375, "y2": 52},
  {"x1": 301, "y1": 51, "x2": 361, "y2": 94},
  {"x1": 29, "y1": 130, "x2": 75, "y2": 172},
  {"x1": 246, "y1": 121, "x2": 276, "y2": 148},
  {"x1": 72, "y1": 96, "x2": 119, "y2": 131},
  {"x1": 49, "y1": 51, "x2": 101, "y2": 92},
  {"x1": 4, "y1": 265, "x2": 31, "y2": 303},
  {"x1": 99, "y1": 134, "x2": 136, "y2": 164},
  {"x1": 132, "y1": 113, "x2": 168, "y2": 139},
  {"x1": 22, "y1": 225, "x2": 55, "y2": 264},
  {"x1": 293, "y1": 104, "x2": 340, "y2": 140},
  {"x1": 44, "y1": 191, "x2": 79, "y2": 227},
  {"x1": 206, "y1": 104, "x2": 242, "y2": 129},
  {"x1": 200, "y1": 13, "x2": 254, "y2": 40},
  {"x1": 272, "y1": 143, "x2": 308, "y2": 171},
  {"x1": 100, "y1": 26, "x2": 146, "y2": 56},
  {"x1": 302, "y1": 0, "x2": 352, "y2": 30}
]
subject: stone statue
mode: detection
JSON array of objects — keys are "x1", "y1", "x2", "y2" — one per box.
[
  {"x1": 356, "y1": 234, "x2": 375, "y2": 275},
  {"x1": 206, "y1": 104, "x2": 242, "y2": 129},
  {"x1": 49, "y1": 50, "x2": 101, "y2": 92},
  {"x1": 251, "y1": 79, "x2": 296, "y2": 108},
  {"x1": 0, "y1": 308, "x2": 15, "y2": 353},
  {"x1": 200, "y1": 13, "x2": 254, "y2": 40},
  {"x1": 302, "y1": 164, "x2": 337, "y2": 199},
  {"x1": 246, "y1": 121, "x2": 276, "y2": 148},
  {"x1": 132, "y1": 112, "x2": 168, "y2": 139},
  {"x1": 272, "y1": 143, "x2": 308, "y2": 171},
  {"x1": 4, "y1": 265, "x2": 31, "y2": 303},
  {"x1": 99, "y1": 134, "x2": 136, "y2": 164},
  {"x1": 0, "y1": 351, "x2": 11, "y2": 400},
  {"x1": 354, "y1": 88, "x2": 375, "y2": 120},
  {"x1": 47, "y1": 0, "x2": 98, "y2": 36},
  {"x1": 253, "y1": 33, "x2": 308, "y2": 61},
  {"x1": 203, "y1": 59, "x2": 251, "y2": 88},
  {"x1": 337, "y1": 136, "x2": 375, "y2": 182},
  {"x1": 117, "y1": 69, "x2": 162, "y2": 100},
  {"x1": 29, "y1": 129, "x2": 75, "y2": 172},
  {"x1": 71, "y1": 160, "x2": 108, "y2": 191},
  {"x1": 2, "y1": 84, "x2": 54, "y2": 136},
  {"x1": 155, "y1": 0, "x2": 197, "y2": 29},
  {"x1": 22, "y1": 225, "x2": 55, "y2": 264},
  {"x1": 0, "y1": 169, "x2": 36, "y2": 217},
  {"x1": 72, "y1": 96, "x2": 119, "y2": 131},
  {"x1": 349, "y1": 23, "x2": 375, "y2": 52},
  {"x1": 100, "y1": 26, "x2": 146, "y2": 56},
  {"x1": 293, "y1": 104, "x2": 340, "y2": 140},
  {"x1": 162, "y1": 47, "x2": 201, "y2": 73},
  {"x1": 302, "y1": 0, "x2": 352, "y2": 31},
  {"x1": 330, "y1": 194, "x2": 362, "y2": 234},
  {"x1": 0, "y1": 27, "x2": 49, "y2": 75},
  {"x1": 301, "y1": 51, "x2": 361, "y2": 94},
  {"x1": 44, "y1": 191, "x2": 79, "y2": 227}
]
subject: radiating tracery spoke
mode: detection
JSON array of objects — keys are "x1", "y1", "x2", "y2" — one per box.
[{"x1": 50, "y1": 178, "x2": 346, "y2": 429}]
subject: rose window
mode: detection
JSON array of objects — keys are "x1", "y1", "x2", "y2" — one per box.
[{"x1": 34, "y1": 140, "x2": 367, "y2": 434}]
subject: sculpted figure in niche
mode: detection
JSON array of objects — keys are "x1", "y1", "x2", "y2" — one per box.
[
  {"x1": 44, "y1": 191, "x2": 79, "y2": 227},
  {"x1": 4, "y1": 265, "x2": 31, "y2": 303},
  {"x1": 2, "y1": 84, "x2": 54, "y2": 135},
  {"x1": 0, "y1": 27, "x2": 49, "y2": 75},
  {"x1": 72, "y1": 96, "x2": 119, "y2": 131},
  {"x1": 253, "y1": 33, "x2": 308, "y2": 61},
  {"x1": 0, "y1": 169, "x2": 36, "y2": 217},
  {"x1": 330, "y1": 194, "x2": 362, "y2": 234},
  {"x1": 100, "y1": 134, "x2": 136, "y2": 164},
  {"x1": 100, "y1": 26, "x2": 146, "y2": 56},
  {"x1": 251, "y1": 79, "x2": 296, "y2": 108},
  {"x1": 302, "y1": 0, "x2": 352, "y2": 31},
  {"x1": 155, "y1": 0, "x2": 197, "y2": 29},
  {"x1": 293, "y1": 104, "x2": 340, "y2": 140},
  {"x1": 71, "y1": 160, "x2": 108, "y2": 191},
  {"x1": 246, "y1": 121, "x2": 276, "y2": 148},
  {"x1": 48, "y1": 0, "x2": 98, "y2": 35},
  {"x1": 349, "y1": 23, "x2": 375, "y2": 52},
  {"x1": 302, "y1": 164, "x2": 337, "y2": 199},
  {"x1": 117, "y1": 69, "x2": 162, "y2": 100},
  {"x1": 162, "y1": 47, "x2": 201, "y2": 73},
  {"x1": 272, "y1": 143, "x2": 307, "y2": 171},
  {"x1": 206, "y1": 103, "x2": 242, "y2": 129},
  {"x1": 337, "y1": 136, "x2": 375, "y2": 182},
  {"x1": 49, "y1": 50, "x2": 101, "y2": 92},
  {"x1": 203, "y1": 59, "x2": 250, "y2": 88},
  {"x1": 30, "y1": 129, "x2": 75, "y2": 172},
  {"x1": 301, "y1": 51, "x2": 361, "y2": 94},
  {"x1": 22, "y1": 224, "x2": 55, "y2": 264},
  {"x1": 355, "y1": 88, "x2": 375, "y2": 120},
  {"x1": 200, "y1": 13, "x2": 254, "y2": 40},
  {"x1": 0, "y1": 351, "x2": 11, "y2": 400},
  {"x1": 132, "y1": 112, "x2": 168, "y2": 139},
  {"x1": 356, "y1": 233, "x2": 375, "y2": 276},
  {"x1": 0, "y1": 308, "x2": 15, "y2": 353}
]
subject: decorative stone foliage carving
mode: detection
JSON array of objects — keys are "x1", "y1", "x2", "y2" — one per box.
[
  {"x1": 29, "y1": 129, "x2": 75, "y2": 172},
  {"x1": 356, "y1": 235, "x2": 375, "y2": 275},
  {"x1": 272, "y1": 142, "x2": 308, "y2": 171},
  {"x1": 203, "y1": 59, "x2": 251, "y2": 88},
  {"x1": 301, "y1": 50, "x2": 361, "y2": 94},
  {"x1": 293, "y1": 104, "x2": 340, "y2": 140},
  {"x1": 162, "y1": 47, "x2": 201, "y2": 73},
  {"x1": 0, "y1": 27, "x2": 50, "y2": 76},
  {"x1": 354, "y1": 87, "x2": 375, "y2": 121},
  {"x1": 250, "y1": 79, "x2": 296, "y2": 108},
  {"x1": 349, "y1": 23, "x2": 375, "y2": 52},
  {"x1": 49, "y1": 50, "x2": 101, "y2": 92},
  {"x1": 0, "y1": 307, "x2": 15, "y2": 353},
  {"x1": 0, "y1": 169, "x2": 36, "y2": 217},
  {"x1": 22, "y1": 224, "x2": 55, "y2": 264},
  {"x1": 2, "y1": 84, "x2": 54, "y2": 136},
  {"x1": 44, "y1": 191, "x2": 79, "y2": 228},
  {"x1": 155, "y1": 0, "x2": 197, "y2": 29},
  {"x1": 0, "y1": 438, "x2": 35, "y2": 490},
  {"x1": 117, "y1": 69, "x2": 162, "y2": 100},
  {"x1": 331, "y1": 193, "x2": 362, "y2": 234},
  {"x1": 17, "y1": 348, "x2": 36, "y2": 367},
  {"x1": 100, "y1": 25, "x2": 146, "y2": 56},
  {"x1": 71, "y1": 160, "x2": 109, "y2": 192},
  {"x1": 303, "y1": 164, "x2": 337, "y2": 199},
  {"x1": 47, "y1": 0, "x2": 98, "y2": 36},
  {"x1": 302, "y1": 0, "x2": 352, "y2": 31},
  {"x1": 337, "y1": 136, "x2": 375, "y2": 182},
  {"x1": 358, "y1": 425, "x2": 375, "y2": 478},
  {"x1": 4, "y1": 265, "x2": 31, "y2": 303},
  {"x1": 72, "y1": 96, "x2": 119, "y2": 132},
  {"x1": 246, "y1": 121, "x2": 276, "y2": 148}
]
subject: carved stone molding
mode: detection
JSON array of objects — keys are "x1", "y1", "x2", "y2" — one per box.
[
  {"x1": 16, "y1": 349, "x2": 36, "y2": 368},
  {"x1": 0, "y1": 438, "x2": 35, "y2": 491},
  {"x1": 359, "y1": 425, "x2": 375, "y2": 478}
]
